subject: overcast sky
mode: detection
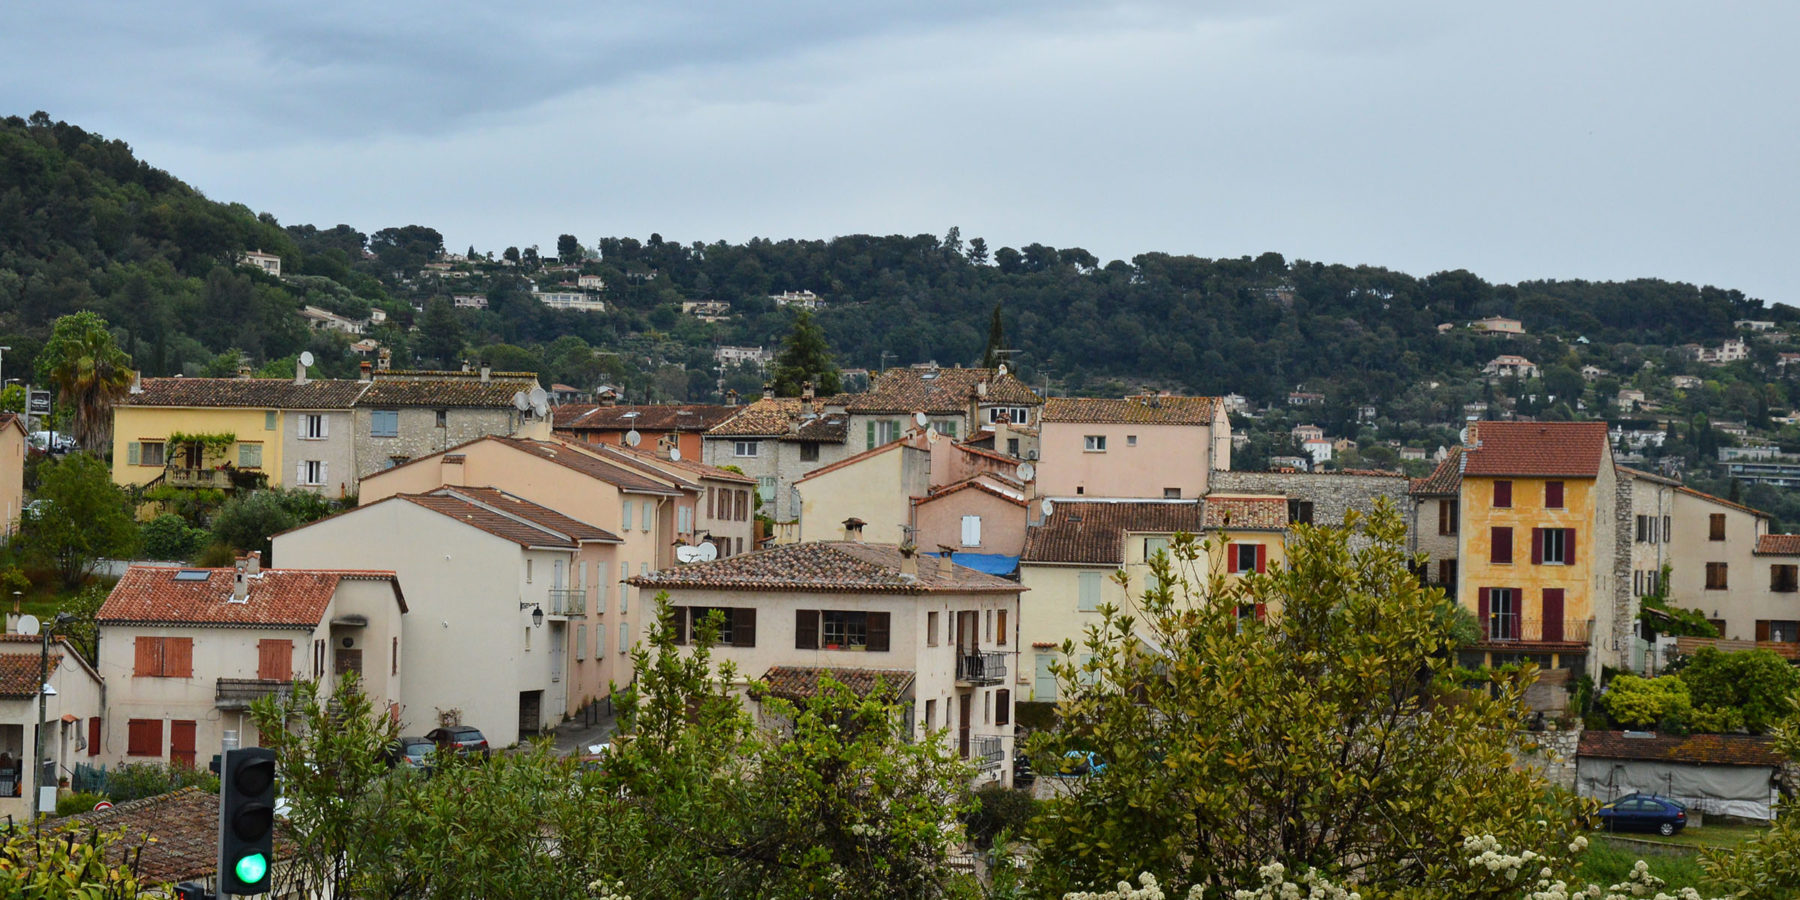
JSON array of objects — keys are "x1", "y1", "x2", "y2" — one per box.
[{"x1": 6, "y1": 1, "x2": 1797, "y2": 301}]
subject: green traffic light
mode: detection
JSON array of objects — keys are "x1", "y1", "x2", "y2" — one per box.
[{"x1": 234, "y1": 852, "x2": 269, "y2": 885}]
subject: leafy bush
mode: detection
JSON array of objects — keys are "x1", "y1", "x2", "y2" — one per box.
[
  {"x1": 211, "y1": 488, "x2": 343, "y2": 562},
  {"x1": 963, "y1": 782, "x2": 1039, "y2": 849},
  {"x1": 1600, "y1": 674, "x2": 1693, "y2": 730},
  {"x1": 140, "y1": 513, "x2": 207, "y2": 561},
  {"x1": 102, "y1": 762, "x2": 218, "y2": 803},
  {"x1": 54, "y1": 791, "x2": 107, "y2": 817},
  {"x1": 1678, "y1": 647, "x2": 1800, "y2": 733}
]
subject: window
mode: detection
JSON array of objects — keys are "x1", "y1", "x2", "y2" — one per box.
[
  {"x1": 1490, "y1": 527, "x2": 1513, "y2": 564},
  {"x1": 139, "y1": 441, "x2": 166, "y2": 467},
  {"x1": 673, "y1": 607, "x2": 758, "y2": 647},
  {"x1": 301, "y1": 414, "x2": 326, "y2": 439},
  {"x1": 385, "y1": 455, "x2": 409, "y2": 470},
  {"x1": 435, "y1": 409, "x2": 448, "y2": 428},
  {"x1": 1228, "y1": 543, "x2": 1264, "y2": 575},
  {"x1": 927, "y1": 611, "x2": 939, "y2": 646},
  {"x1": 734, "y1": 441, "x2": 759, "y2": 457},
  {"x1": 1535, "y1": 528, "x2": 1573, "y2": 565},
  {"x1": 961, "y1": 515, "x2": 982, "y2": 546},
  {"x1": 800, "y1": 442, "x2": 820, "y2": 462},
  {"x1": 1482, "y1": 587, "x2": 1519, "y2": 640},
  {"x1": 823, "y1": 611, "x2": 868, "y2": 648},
  {"x1": 1492, "y1": 481, "x2": 1512, "y2": 508},
  {"x1": 931, "y1": 421, "x2": 957, "y2": 437},
  {"x1": 265, "y1": 411, "x2": 277, "y2": 431},
  {"x1": 1709, "y1": 514, "x2": 1726, "y2": 541},
  {"x1": 1034, "y1": 653, "x2": 1057, "y2": 701},
  {"x1": 1127, "y1": 435, "x2": 1139, "y2": 447},
  {"x1": 795, "y1": 609, "x2": 891, "y2": 651},
  {"x1": 1288, "y1": 499, "x2": 1314, "y2": 525},
  {"x1": 370, "y1": 409, "x2": 399, "y2": 437},
  {"x1": 1006, "y1": 438, "x2": 1020, "y2": 456},
  {"x1": 299, "y1": 460, "x2": 325, "y2": 486},
  {"x1": 924, "y1": 699, "x2": 936, "y2": 729},
  {"x1": 133, "y1": 637, "x2": 194, "y2": 678},
  {"x1": 1757, "y1": 620, "x2": 1800, "y2": 643},
  {"x1": 996, "y1": 689, "x2": 1011, "y2": 725},
  {"x1": 392, "y1": 636, "x2": 399, "y2": 675},
  {"x1": 1705, "y1": 562, "x2": 1728, "y2": 590},
  {"x1": 256, "y1": 639, "x2": 293, "y2": 681},
  {"x1": 987, "y1": 407, "x2": 1031, "y2": 425},
  {"x1": 1664, "y1": 515, "x2": 1672, "y2": 540},
  {"x1": 1545, "y1": 481, "x2": 1564, "y2": 509},
  {"x1": 1164, "y1": 487, "x2": 1182, "y2": 499},
  {"x1": 1144, "y1": 536, "x2": 1170, "y2": 559},
  {"x1": 1078, "y1": 572, "x2": 1103, "y2": 611},
  {"x1": 127, "y1": 719, "x2": 163, "y2": 757},
  {"x1": 238, "y1": 443, "x2": 262, "y2": 468},
  {"x1": 1774, "y1": 565, "x2": 1799, "y2": 593},
  {"x1": 1438, "y1": 499, "x2": 1458, "y2": 535},
  {"x1": 1084, "y1": 435, "x2": 1107, "y2": 452}
]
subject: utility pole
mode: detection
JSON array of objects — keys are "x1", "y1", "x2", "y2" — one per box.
[{"x1": 32, "y1": 612, "x2": 72, "y2": 826}]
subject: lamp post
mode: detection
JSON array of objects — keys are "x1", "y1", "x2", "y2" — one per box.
[{"x1": 32, "y1": 611, "x2": 74, "y2": 824}]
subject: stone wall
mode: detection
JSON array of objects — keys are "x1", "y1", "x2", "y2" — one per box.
[
  {"x1": 1519, "y1": 724, "x2": 1581, "y2": 791},
  {"x1": 351, "y1": 407, "x2": 520, "y2": 481},
  {"x1": 1209, "y1": 470, "x2": 1413, "y2": 546}
]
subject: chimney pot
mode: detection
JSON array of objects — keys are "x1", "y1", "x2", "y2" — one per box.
[
  {"x1": 359, "y1": 361, "x2": 373, "y2": 381},
  {"x1": 246, "y1": 551, "x2": 261, "y2": 576},
  {"x1": 763, "y1": 383, "x2": 775, "y2": 401},
  {"x1": 294, "y1": 357, "x2": 308, "y2": 386},
  {"x1": 480, "y1": 363, "x2": 492, "y2": 383},
  {"x1": 238, "y1": 365, "x2": 252, "y2": 379},
  {"x1": 842, "y1": 517, "x2": 866, "y2": 542}
]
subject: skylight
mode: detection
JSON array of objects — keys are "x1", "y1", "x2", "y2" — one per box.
[{"x1": 174, "y1": 569, "x2": 211, "y2": 581}]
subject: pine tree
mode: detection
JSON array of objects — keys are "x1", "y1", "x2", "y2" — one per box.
[
  {"x1": 981, "y1": 302, "x2": 1005, "y2": 369},
  {"x1": 770, "y1": 311, "x2": 841, "y2": 396}
]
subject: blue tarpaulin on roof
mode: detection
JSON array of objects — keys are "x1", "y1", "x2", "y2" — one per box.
[{"x1": 928, "y1": 553, "x2": 1019, "y2": 577}]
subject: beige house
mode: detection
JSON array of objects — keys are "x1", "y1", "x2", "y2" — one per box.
[
  {"x1": 95, "y1": 557, "x2": 404, "y2": 769},
  {"x1": 580, "y1": 443, "x2": 759, "y2": 560},
  {"x1": 794, "y1": 436, "x2": 932, "y2": 546},
  {"x1": 350, "y1": 368, "x2": 540, "y2": 480},
  {"x1": 274, "y1": 488, "x2": 621, "y2": 743},
  {"x1": 629, "y1": 538, "x2": 1023, "y2": 787},
  {"x1": 0, "y1": 414, "x2": 23, "y2": 535},
  {"x1": 1036, "y1": 395, "x2": 1231, "y2": 500},
  {"x1": 837, "y1": 365, "x2": 1044, "y2": 452},
  {"x1": 0, "y1": 633, "x2": 104, "y2": 823},
  {"x1": 1410, "y1": 448, "x2": 1463, "y2": 593}
]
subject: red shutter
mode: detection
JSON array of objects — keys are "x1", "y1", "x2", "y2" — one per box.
[
  {"x1": 1255, "y1": 544, "x2": 1267, "y2": 574},
  {"x1": 1438, "y1": 501, "x2": 1450, "y2": 535},
  {"x1": 1565, "y1": 528, "x2": 1576, "y2": 565},
  {"x1": 1545, "y1": 481, "x2": 1563, "y2": 508},
  {"x1": 1494, "y1": 481, "x2": 1512, "y2": 508},
  {"x1": 995, "y1": 690, "x2": 1010, "y2": 726},
  {"x1": 87, "y1": 717, "x2": 100, "y2": 757},
  {"x1": 127, "y1": 719, "x2": 163, "y2": 757},
  {"x1": 1542, "y1": 589, "x2": 1565, "y2": 642},
  {"x1": 1477, "y1": 588, "x2": 1490, "y2": 637},
  {"x1": 165, "y1": 638, "x2": 194, "y2": 677},
  {"x1": 1531, "y1": 528, "x2": 1543, "y2": 565},
  {"x1": 257, "y1": 639, "x2": 293, "y2": 681},
  {"x1": 1491, "y1": 528, "x2": 1511, "y2": 564},
  {"x1": 133, "y1": 637, "x2": 159, "y2": 677},
  {"x1": 1224, "y1": 543, "x2": 1238, "y2": 573},
  {"x1": 170, "y1": 721, "x2": 197, "y2": 769},
  {"x1": 1254, "y1": 602, "x2": 1267, "y2": 622},
  {"x1": 996, "y1": 609, "x2": 1008, "y2": 646}
]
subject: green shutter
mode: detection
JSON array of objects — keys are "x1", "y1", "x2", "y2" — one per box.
[
  {"x1": 127, "y1": 442, "x2": 140, "y2": 465},
  {"x1": 947, "y1": 420, "x2": 957, "y2": 438},
  {"x1": 265, "y1": 411, "x2": 277, "y2": 431},
  {"x1": 866, "y1": 420, "x2": 876, "y2": 449}
]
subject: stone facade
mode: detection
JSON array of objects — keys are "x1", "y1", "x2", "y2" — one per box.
[
  {"x1": 1520, "y1": 725, "x2": 1581, "y2": 791},
  {"x1": 280, "y1": 408, "x2": 359, "y2": 499},
  {"x1": 1208, "y1": 470, "x2": 1412, "y2": 546},
  {"x1": 352, "y1": 406, "x2": 521, "y2": 482}
]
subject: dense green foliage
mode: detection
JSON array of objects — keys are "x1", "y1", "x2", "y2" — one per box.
[
  {"x1": 13, "y1": 453, "x2": 136, "y2": 588},
  {"x1": 1604, "y1": 647, "x2": 1800, "y2": 734},
  {"x1": 769, "y1": 310, "x2": 841, "y2": 396},
  {"x1": 33, "y1": 311, "x2": 133, "y2": 450},
  {"x1": 210, "y1": 487, "x2": 341, "y2": 563},
  {"x1": 0, "y1": 825, "x2": 159, "y2": 897}
]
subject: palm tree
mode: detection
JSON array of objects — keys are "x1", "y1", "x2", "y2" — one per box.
[{"x1": 35, "y1": 311, "x2": 135, "y2": 451}]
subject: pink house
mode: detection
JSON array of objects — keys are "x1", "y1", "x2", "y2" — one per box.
[
  {"x1": 913, "y1": 473, "x2": 1030, "y2": 558},
  {"x1": 1037, "y1": 395, "x2": 1231, "y2": 500}
]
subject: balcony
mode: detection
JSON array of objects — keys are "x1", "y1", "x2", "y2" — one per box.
[
  {"x1": 217, "y1": 678, "x2": 294, "y2": 710},
  {"x1": 165, "y1": 466, "x2": 235, "y2": 490},
  {"x1": 968, "y1": 735, "x2": 1004, "y2": 769},
  {"x1": 956, "y1": 651, "x2": 1007, "y2": 686},
  {"x1": 546, "y1": 588, "x2": 586, "y2": 617},
  {"x1": 1477, "y1": 617, "x2": 1593, "y2": 648}
]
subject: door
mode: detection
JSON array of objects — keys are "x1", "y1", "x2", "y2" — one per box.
[
  {"x1": 519, "y1": 690, "x2": 543, "y2": 738},
  {"x1": 957, "y1": 611, "x2": 979, "y2": 653},
  {"x1": 958, "y1": 693, "x2": 972, "y2": 759},
  {"x1": 170, "y1": 721, "x2": 197, "y2": 769},
  {"x1": 183, "y1": 442, "x2": 202, "y2": 469},
  {"x1": 1541, "y1": 589, "x2": 1565, "y2": 642}
]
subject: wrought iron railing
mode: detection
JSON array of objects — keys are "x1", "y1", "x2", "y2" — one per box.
[
  {"x1": 1479, "y1": 617, "x2": 1592, "y2": 645},
  {"x1": 216, "y1": 678, "x2": 294, "y2": 709},
  {"x1": 956, "y1": 651, "x2": 1007, "y2": 685},
  {"x1": 970, "y1": 735, "x2": 1004, "y2": 768}
]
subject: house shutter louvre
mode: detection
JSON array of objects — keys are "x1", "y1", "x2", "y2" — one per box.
[
  {"x1": 1224, "y1": 542, "x2": 1237, "y2": 573},
  {"x1": 166, "y1": 638, "x2": 194, "y2": 677},
  {"x1": 134, "y1": 637, "x2": 158, "y2": 676},
  {"x1": 87, "y1": 717, "x2": 100, "y2": 756},
  {"x1": 1438, "y1": 501, "x2": 1449, "y2": 535},
  {"x1": 867, "y1": 612, "x2": 891, "y2": 652},
  {"x1": 1542, "y1": 589, "x2": 1565, "y2": 642},
  {"x1": 128, "y1": 442, "x2": 140, "y2": 465},
  {"x1": 1566, "y1": 528, "x2": 1576, "y2": 565},
  {"x1": 296, "y1": 462, "x2": 307, "y2": 485},
  {"x1": 319, "y1": 414, "x2": 329, "y2": 438},
  {"x1": 995, "y1": 689, "x2": 1010, "y2": 726},
  {"x1": 1255, "y1": 544, "x2": 1267, "y2": 574},
  {"x1": 866, "y1": 420, "x2": 876, "y2": 449},
  {"x1": 1531, "y1": 528, "x2": 1544, "y2": 565},
  {"x1": 733, "y1": 608, "x2": 756, "y2": 647},
  {"x1": 1755, "y1": 620, "x2": 1770, "y2": 642},
  {"x1": 258, "y1": 639, "x2": 293, "y2": 680},
  {"x1": 795, "y1": 610, "x2": 819, "y2": 649},
  {"x1": 996, "y1": 609, "x2": 1008, "y2": 646},
  {"x1": 672, "y1": 607, "x2": 688, "y2": 645},
  {"x1": 1478, "y1": 588, "x2": 1490, "y2": 635}
]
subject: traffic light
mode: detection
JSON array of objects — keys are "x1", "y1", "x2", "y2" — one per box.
[
  {"x1": 218, "y1": 747, "x2": 276, "y2": 895},
  {"x1": 174, "y1": 882, "x2": 213, "y2": 900}
]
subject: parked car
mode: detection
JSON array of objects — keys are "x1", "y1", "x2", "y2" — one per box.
[
  {"x1": 424, "y1": 725, "x2": 491, "y2": 758},
  {"x1": 1052, "y1": 750, "x2": 1106, "y2": 778},
  {"x1": 27, "y1": 431, "x2": 74, "y2": 454},
  {"x1": 1012, "y1": 749, "x2": 1034, "y2": 787},
  {"x1": 1595, "y1": 793, "x2": 1688, "y2": 836},
  {"x1": 385, "y1": 736, "x2": 437, "y2": 769}
]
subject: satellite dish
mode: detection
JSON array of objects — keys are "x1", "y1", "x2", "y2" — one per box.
[
  {"x1": 669, "y1": 448, "x2": 681, "y2": 461},
  {"x1": 997, "y1": 363, "x2": 1008, "y2": 376},
  {"x1": 925, "y1": 429, "x2": 938, "y2": 444},
  {"x1": 512, "y1": 391, "x2": 530, "y2": 412},
  {"x1": 696, "y1": 542, "x2": 718, "y2": 561},
  {"x1": 16, "y1": 615, "x2": 39, "y2": 637},
  {"x1": 528, "y1": 385, "x2": 548, "y2": 407},
  {"x1": 531, "y1": 397, "x2": 549, "y2": 418},
  {"x1": 298, "y1": 350, "x2": 315, "y2": 368},
  {"x1": 625, "y1": 430, "x2": 641, "y2": 447},
  {"x1": 913, "y1": 411, "x2": 928, "y2": 428},
  {"x1": 1016, "y1": 462, "x2": 1036, "y2": 482},
  {"x1": 676, "y1": 545, "x2": 702, "y2": 564},
  {"x1": 1040, "y1": 498, "x2": 1055, "y2": 518}
]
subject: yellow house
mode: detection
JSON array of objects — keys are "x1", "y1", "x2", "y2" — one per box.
[
  {"x1": 793, "y1": 436, "x2": 932, "y2": 546},
  {"x1": 112, "y1": 376, "x2": 368, "y2": 495},
  {"x1": 1456, "y1": 421, "x2": 1619, "y2": 678}
]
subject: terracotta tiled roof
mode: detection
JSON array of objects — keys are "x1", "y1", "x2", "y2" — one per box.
[
  {"x1": 0, "y1": 654, "x2": 57, "y2": 698},
  {"x1": 915, "y1": 475, "x2": 1028, "y2": 508},
  {"x1": 759, "y1": 666, "x2": 915, "y2": 702},
  {"x1": 706, "y1": 399, "x2": 850, "y2": 442},
  {"x1": 553, "y1": 404, "x2": 735, "y2": 432},
  {"x1": 1410, "y1": 447, "x2": 1463, "y2": 495},
  {"x1": 402, "y1": 488, "x2": 622, "y2": 546},
  {"x1": 841, "y1": 367, "x2": 1041, "y2": 414},
  {"x1": 1202, "y1": 495, "x2": 1288, "y2": 530},
  {"x1": 1676, "y1": 485, "x2": 1767, "y2": 518},
  {"x1": 628, "y1": 542, "x2": 1023, "y2": 594},
  {"x1": 489, "y1": 437, "x2": 683, "y2": 495},
  {"x1": 1614, "y1": 464, "x2": 1681, "y2": 487},
  {"x1": 1463, "y1": 422, "x2": 1610, "y2": 477},
  {"x1": 1755, "y1": 534, "x2": 1800, "y2": 555},
  {"x1": 1022, "y1": 500, "x2": 1206, "y2": 565},
  {"x1": 53, "y1": 786, "x2": 298, "y2": 884},
  {"x1": 122, "y1": 377, "x2": 369, "y2": 409},
  {"x1": 793, "y1": 437, "x2": 917, "y2": 484},
  {"x1": 597, "y1": 444, "x2": 756, "y2": 485},
  {"x1": 99, "y1": 566, "x2": 403, "y2": 628},
  {"x1": 358, "y1": 372, "x2": 537, "y2": 408},
  {"x1": 1042, "y1": 395, "x2": 1220, "y2": 425},
  {"x1": 1578, "y1": 731, "x2": 1783, "y2": 767}
]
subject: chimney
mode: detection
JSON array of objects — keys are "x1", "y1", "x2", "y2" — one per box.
[
  {"x1": 294, "y1": 358, "x2": 308, "y2": 386},
  {"x1": 245, "y1": 550, "x2": 260, "y2": 576},
  {"x1": 129, "y1": 371, "x2": 143, "y2": 394},
  {"x1": 460, "y1": 360, "x2": 471, "y2": 373},
  {"x1": 898, "y1": 543, "x2": 918, "y2": 579},
  {"x1": 842, "y1": 517, "x2": 866, "y2": 542},
  {"x1": 480, "y1": 363, "x2": 492, "y2": 383},
  {"x1": 238, "y1": 365, "x2": 252, "y2": 379},
  {"x1": 762, "y1": 383, "x2": 774, "y2": 401},
  {"x1": 359, "y1": 361, "x2": 373, "y2": 382},
  {"x1": 726, "y1": 389, "x2": 739, "y2": 407},
  {"x1": 377, "y1": 348, "x2": 392, "y2": 371},
  {"x1": 5, "y1": 591, "x2": 18, "y2": 634},
  {"x1": 231, "y1": 556, "x2": 250, "y2": 603},
  {"x1": 801, "y1": 381, "x2": 815, "y2": 416}
]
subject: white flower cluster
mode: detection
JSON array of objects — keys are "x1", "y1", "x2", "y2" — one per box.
[
  {"x1": 1229, "y1": 862, "x2": 1360, "y2": 900},
  {"x1": 586, "y1": 879, "x2": 633, "y2": 900},
  {"x1": 1063, "y1": 872, "x2": 1204, "y2": 900}
]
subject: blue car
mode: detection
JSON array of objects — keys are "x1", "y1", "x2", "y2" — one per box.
[{"x1": 1595, "y1": 793, "x2": 1688, "y2": 836}]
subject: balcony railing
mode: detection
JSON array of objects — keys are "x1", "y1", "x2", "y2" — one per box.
[
  {"x1": 165, "y1": 466, "x2": 235, "y2": 490},
  {"x1": 546, "y1": 588, "x2": 586, "y2": 617},
  {"x1": 217, "y1": 678, "x2": 294, "y2": 709},
  {"x1": 956, "y1": 651, "x2": 1007, "y2": 685},
  {"x1": 969, "y1": 735, "x2": 1004, "y2": 769},
  {"x1": 1478, "y1": 617, "x2": 1593, "y2": 646}
]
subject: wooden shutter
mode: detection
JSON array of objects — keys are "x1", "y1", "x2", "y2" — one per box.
[
  {"x1": 1756, "y1": 620, "x2": 1771, "y2": 642},
  {"x1": 795, "y1": 610, "x2": 819, "y2": 649},
  {"x1": 733, "y1": 608, "x2": 756, "y2": 648},
  {"x1": 1545, "y1": 481, "x2": 1563, "y2": 508},
  {"x1": 672, "y1": 607, "x2": 689, "y2": 645},
  {"x1": 867, "y1": 612, "x2": 891, "y2": 652},
  {"x1": 170, "y1": 720, "x2": 197, "y2": 769},
  {"x1": 1255, "y1": 544, "x2": 1267, "y2": 574},
  {"x1": 707, "y1": 487, "x2": 716, "y2": 518},
  {"x1": 1491, "y1": 527, "x2": 1512, "y2": 564},
  {"x1": 127, "y1": 719, "x2": 162, "y2": 757},
  {"x1": 1493, "y1": 481, "x2": 1511, "y2": 507},
  {"x1": 866, "y1": 420, "x2": 876, "y2": 449},
  {"x1": 996, "y1": 609, "x2": 1008, "y2": 646},
  {"x1": 1565, "y1": 528, "x2": 1576, "y2": 565},
  {"x1": 258, "y1": 639, "x2": 293, "y2": 681},
  {"x1": 127, "y1": 442, "x2": 141, "y2": 465},
  {"x1": 995, "y1": 689, "x2": 1010, "y2": 726},
  {"x1": 1477, "y1": 588, "x2": 1490, "y2": 636},
  {"x1": 1531, "y1": 528, "x2": 1544, "y2": 565},
  {"x1": 87, "y1": 717, "x2": 101, "y2": 756},
  {"x1": 1438, "y1": 501, "x2": 1450, "y2": 535},
  {"x1": 1224, "y1": 542, "x2": 1238, "y2": 573},
  {"x1": 165, "y1": 638, "x2": 193, "y2": 677},
  {"x1": 133, "y1": 637, "x2": 159, "y2": 677},
  {"x1": 1542, "y1": 589, "x2": 1565, "y2": 642}
]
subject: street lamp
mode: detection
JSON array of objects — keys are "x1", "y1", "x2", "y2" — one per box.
[{"x1": 32, "y1": 611, "x2": 74, "y2": 825}]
